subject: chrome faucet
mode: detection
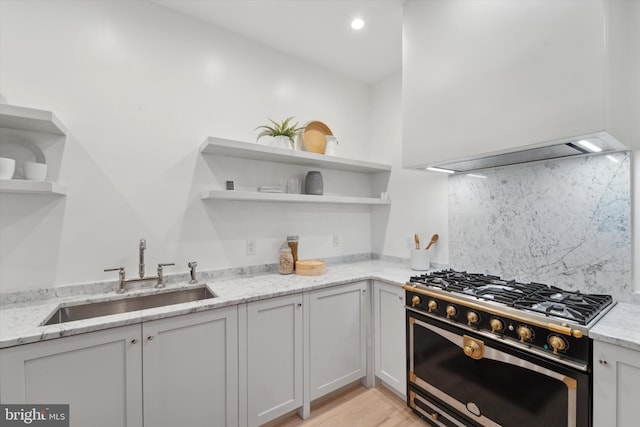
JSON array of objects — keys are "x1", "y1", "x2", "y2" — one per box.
[
  {"x1": 104, "y1": 267, "x2": 126, "y2": 293},
  {"x1": 188, "y1": 261, "x2": 198, "y2": 284},
  {"x1": 139, "y1": 238, "x2": 146, "y2": 279},
  {"x1": 156, "y1": 263, "x2": 175, "y2": 288},
  {"x1": 104, "y1": 239, "x2": 177, "y2": 293}
]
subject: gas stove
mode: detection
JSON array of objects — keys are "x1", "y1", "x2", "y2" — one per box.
[
  {"x1": 403, "y1": 269, "x2": 615, "y2": 368},
  {"x1": 403, "y1": 269, "x2": 613, "y2": 426},
  {"x1": 408, "y1": 269, "x2": 613, "y2": 326}
]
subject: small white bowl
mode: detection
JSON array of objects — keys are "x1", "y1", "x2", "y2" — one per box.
[
  {"x1": 0, "y1": 157, "x2": 16, "y2": 179},
  {"x1": 23, "y1": 161, "x2": 47, "y2": 181}
]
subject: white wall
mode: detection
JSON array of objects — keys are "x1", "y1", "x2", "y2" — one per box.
[
  {"x1": 0, "y1": 0, "x2": 380, "y2": 291},
  {"x1": 370, "y1": 72, "x2": 449, "y2": 264},
  {"x1": 634, "y1": 151, "x2": 640, "y2": 297}
]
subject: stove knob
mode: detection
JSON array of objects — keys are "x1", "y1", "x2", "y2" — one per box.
[
  {"x1": 427, "y1": 300, "x2": 438, "y2": 312},
  {"x1": 517, "y1": 325, "x2": 533, "y2": 343},
  {"x1": 490, "y1": 318, "x2": 504, "y2": 333},
  {"x1": 548, "y1": 335, "x2": 567, "y2": 354},
  {"x1": 411, "y1": 295, "x2": 421, "y2": 307},
  {"x1": 466, "y1": 311, "x2": 479, "y2": 326},
  {"x1": 446, "y1": 305, "x2": 457, "y2": 318}
]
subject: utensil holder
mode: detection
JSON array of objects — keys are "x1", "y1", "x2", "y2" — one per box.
[{"x1": 410, "y1": 248, "x2": 431, "y2": 271}]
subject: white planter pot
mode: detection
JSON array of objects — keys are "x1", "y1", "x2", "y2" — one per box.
[{"x1": 274, "y1": 135, "x2": 292, "y2": 149}]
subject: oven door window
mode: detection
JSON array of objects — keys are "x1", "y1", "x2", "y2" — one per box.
[{"x1": 409, "y1": 315, "x2": 586, "y2": 427}]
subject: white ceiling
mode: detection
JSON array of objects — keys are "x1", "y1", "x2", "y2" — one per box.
[{"x1": 152, "y1": 0, "x2": 404, "y2": 83}]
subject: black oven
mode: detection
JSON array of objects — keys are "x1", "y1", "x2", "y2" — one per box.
[
  {"x1": 403, "y1": 270, "x2": 614, "y2": 427},
  {"x1": 407, "y1": 310, "x2": 590, "y2": 427}
]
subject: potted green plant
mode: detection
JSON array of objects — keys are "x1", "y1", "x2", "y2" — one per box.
[{"x1": 255, "y1": 117, "x2": 304, "y2": 149}]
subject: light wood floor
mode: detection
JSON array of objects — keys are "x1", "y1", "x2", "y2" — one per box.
[{"x1": 263, "y1": 385, "x2": 426, "y2": 427}]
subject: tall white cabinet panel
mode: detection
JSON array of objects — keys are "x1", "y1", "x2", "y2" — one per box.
[
  {"x1": 142, "y1": 307, "x2": 238, "y2": 427},
  {"x1": 0, "y1": 325, "x2": 143, "y2": 427},
  {"x1": 308, "y1": 281, "x2": 367, "y2": 400},
  {"x1": 246, "y1": 294, "x2": 303, "y2": 426},
  {"x1": 593, "y1": 340, "x2": 640, "y2": 427},
  {"x1": 373, "y1": 281, "x2": 406, "y2": 397},
  {"x1": 402, "y1": 0, "x2": 607, "y2": 168}
]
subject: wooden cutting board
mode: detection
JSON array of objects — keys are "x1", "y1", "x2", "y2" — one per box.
[
  {"x1": 295, "y1": 259, "x2": 326, "y2": 276},
  {"x1": 303, "y1": 121, "x2": 333, "y2": 154}
]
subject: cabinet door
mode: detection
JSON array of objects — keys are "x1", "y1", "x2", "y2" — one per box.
[
  {"x1": 247, "y1": 294, "x2": 303, "y2": 427},
  {"x1": 142, "y1": 307, "x2": 238, "y2": 427},
  {"x1": 0, "y1": 325, "x2": 142, "y2": 427},
  {"x1": 593, "y1": 340, "x2": 640, "y2": 427},
  {"x1": 373, "y1": 281, "x2": 406, "y2": 397},
  {"x1": 309, "y1": 281, "x2": 367, "y2": 400}
]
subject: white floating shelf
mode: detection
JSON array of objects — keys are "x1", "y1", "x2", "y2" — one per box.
[
  {"x1": 0, "y1": 180, "x2": 67, "y2": 195},
  {"x1": 200, "y1": 137, "x2": 391, "y2": 173},
  {"x1": 201, "y1": 190, "x2": 391, "y2": 205},
  {"x1": 0, "y1": 104, "x2": 67, "y2": 136}
]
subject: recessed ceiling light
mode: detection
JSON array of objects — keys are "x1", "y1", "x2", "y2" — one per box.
[
  {"x1": 351, "y1": 18, "x2": 365, "y2": 30},
  {"x1": 576, "y1": 139, "x2": 602, "y2": 153},
  {"x1": 426, "y1": 167, "x2": 455, "y2": 174}
]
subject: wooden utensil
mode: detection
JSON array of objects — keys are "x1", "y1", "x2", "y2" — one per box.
[
  {"x1": 425, "y1": 234, "x2": 439, "y2": 250},
  {"x1": 414, "y1": 233, "x2": 420, "y2": 250}
]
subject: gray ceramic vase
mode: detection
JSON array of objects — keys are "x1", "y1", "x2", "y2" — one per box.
[{"x1": 305, "y1": 171, "x2": 323, "y2": 195}]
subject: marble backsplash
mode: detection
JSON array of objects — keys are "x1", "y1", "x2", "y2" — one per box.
[{"x1": 449, "y1": 152, "x2": 631, "y2": 302}]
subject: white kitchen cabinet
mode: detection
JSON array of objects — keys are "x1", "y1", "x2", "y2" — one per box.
[
  {"x1": 245, "y1": 293, "x2": 303, "y2": 426},
  {"x1": 0, "y1": 307, "x2": 239, "y2": 427},
  {"x1": 402, "y1": 0, "x2": 614, "y2": 168},
  {"x1": 142, "y1": 307, "x2": 238, "y2": 427},
  {"x1": 0, "y1": 325, "x2": 143, "y2": 427},
  {"x1": 373, "y1": 281, "x2": 406, "y2": 398},
  {"x1": 308, "y1": 281, "x2": 368, "y2": 400},
  {"x1": 593, "y1": 340, "x2": 640, "y2": 427}
]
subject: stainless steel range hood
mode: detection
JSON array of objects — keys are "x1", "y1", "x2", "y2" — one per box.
[{"x1": 425, "y1": 132, "x2": 629, "y2": 174}]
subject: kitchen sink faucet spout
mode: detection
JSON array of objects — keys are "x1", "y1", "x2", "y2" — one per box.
[{"x1": 139, "y1": 238, "x2": 146, "y2": 279}]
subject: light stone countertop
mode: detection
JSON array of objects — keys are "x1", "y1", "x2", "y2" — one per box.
[
  {"x1": 2, "y1": 259, "x2": 638, "y2": 351},
  {"x1": 0, "y1": 260, "x2": 416, "y2": 349},
  {"x1": 589, "y1": 302, "x2": 640, "y2": 352}
]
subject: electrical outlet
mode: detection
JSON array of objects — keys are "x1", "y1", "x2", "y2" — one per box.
[
  {"x1": 332, "y1": 234, "x2": 339, "y2": 247},
  {"x1": 246, "y1": 239, "x2": 256, "y2": 255},
  {"x1": 406, "y1": 235, "x2": 415, "y2": 250}
]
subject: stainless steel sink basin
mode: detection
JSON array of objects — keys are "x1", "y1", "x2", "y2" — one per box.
[{"x1": 43, "y1": 287, "x2": 216, "y2": 325}]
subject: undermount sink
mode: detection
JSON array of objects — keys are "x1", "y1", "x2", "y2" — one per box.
[{"x1": 43, "y1": 286, "x2": 216, "y2": 325}]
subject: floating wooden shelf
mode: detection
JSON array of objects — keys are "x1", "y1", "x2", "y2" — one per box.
[
  {"x1": 200, "y1": 137, "x2": 391, "y2": 173},
  {"x1": 200, "y1": 190, "x2": 390, "y2": 205},
  {"x1": 0, "y1": 180, "x2": 67, "y2": 195}
]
